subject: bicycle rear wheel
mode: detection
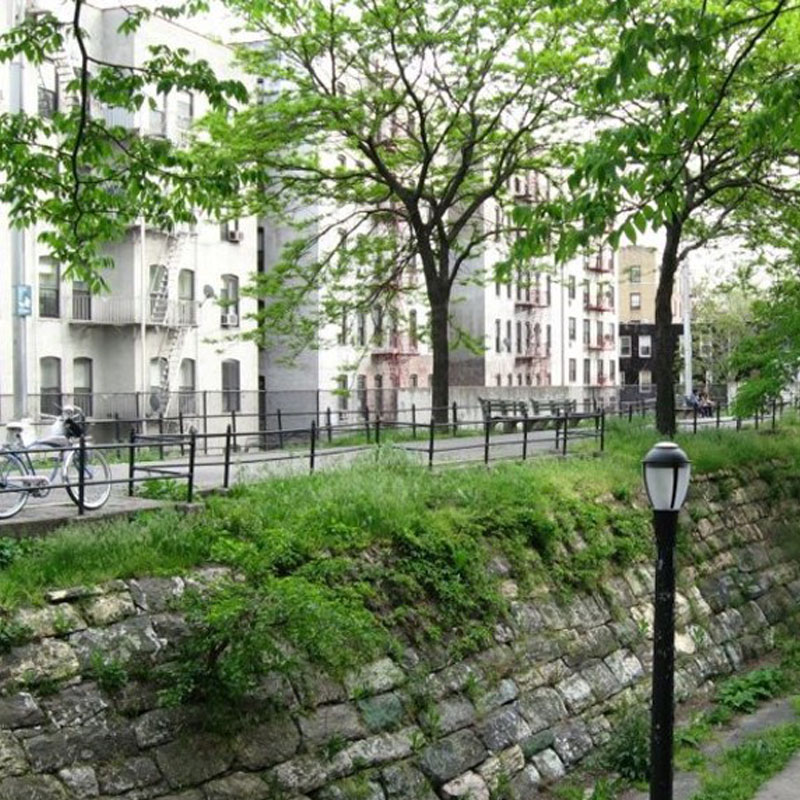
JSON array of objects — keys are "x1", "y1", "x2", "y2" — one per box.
[
  {"x1": 0, "y1": 452, "x2": 29, "y2": 519},
  {"x1": 64, "y1": 447, "x2": 112, "y2": 510}
]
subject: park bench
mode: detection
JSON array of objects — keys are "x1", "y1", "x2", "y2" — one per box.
[{"x1": 479, "y1": 398, "x2": 534, "y2": 432}]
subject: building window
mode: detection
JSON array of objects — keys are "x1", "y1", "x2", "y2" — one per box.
[
  {"x1": 410, "y1": 374, "x2": 418, "y2": 389},
  {"x1": 526, "y1": 373, "x2": 532, "y2": 386},
  {"x1": 179, "y1": 358, "x2": 196, "y2": 413},
  {"x1": 221, "y1": 359, "x2": 241, "y2": 412},
  {"x1": 629, "y1": 265, "x2": 641, "y2": 284},
  {"x1": 336, "y1": 375, "x2": 349, "y2": 416},
  {"x1": 496, "y1": 374, "x2": 502, "y2": 386},
  {"x1": 372, "y1": 306, "x2": 384, "y2": 346},
  {"x1": 220, "y1": 275, "x2": 240, "y2": 327},
  {"x1": 337, "y1": 310, "x2": 348, "y2": 345},
  {"x1": 583, "y1": 358, "x2": 591, "y2": 385},
  {"x1": 568, "y1": 317, "x2": 576, "y2": 341},
  {"x1": 39, "y1": 256, "x2": 60, "y2": 318},
  {"x1": 568, "y1": 275, "x2": 576, "y2": 300},
  {"x1": 178, "y1": 269, "x2": 196, "y2": 325},
  {"x1": 374, "y1": 374, "x2": 383, "y2": 415},
  {"x1": 149, "y1": 357, "x2": 167, "y2": 399},
  {"x1": 506, "y1": 320, "x2": 512, "y2": 353},
  {"x1": 517, "y1": 374, "x2": 523, "y2": 386},
  {"x1": 38, "y1": 61, "x2": 58, "y2": 118},
  {"x1": 630, "y1": 292, "x2": 641, "y2": 310},
  {"x1": 639, "y1": 335, "x2": 652, "y2": 357},
  {"x1": 176, "y1": 91, "x2": 194, "y2": 132},
  {"x1": 72, "y1": 280, "x2": 91, "y2": 321},
  {"x1": 516, "y1": 321, "x2": 522, "y2": 354},
  {"x1": 73, "y1": 357, "x2": 93, "y2": 416},
  {"x1": 357, "y1": 374, "x2": 367, "y2": 410},
  {"x1": 620, "y1": 336, "x2": 632, "y2": 357},
  {"x1": 495, "y1": 319, "x2": 502, "y2": 353},
  {"x1": 582, "y1": 319, "x2": 590, "y2": 345},
  {"x1": 597, "y1": 359, "x2": 605, "y2": 380},
  {"x1": 569, "y1": 358, "x2": 577, "y2": 382},
  {"x1": 546, "y1": 275, "x2": 552, "y2": 306},
  {"x1": 546, "y1": 324, "x2": 551, "y2": 351},
  {"x1": 507, "y1": 374, "x2": 512, "y2": 386},
  {"x1": 40, "y1": 357, "x2": 62, "y2": 416},
  {"x1": 596, "y1": 320, "x2": 603, "y2": 344},
  {"x1": 525, "y1": 321, "x2": 532, "y2": 351},
  {"x1": 149, "y1": 93, "x2": 167, "y2": 136},
  {"x1": 357, "y1": 312, "x2": 366, "y2": 346},
  {"x1": 610, "y1": 360, "x2": 616, "y2": 382},
  {"x1": 409, "y1": 309, "x2": 418, "y2": 348},
  {"x1": 640, "y1": 369, "x2": 652, "y2": 387},
  {"x1": 495, "y1": 280, "x2": 501, "y2": 296}
]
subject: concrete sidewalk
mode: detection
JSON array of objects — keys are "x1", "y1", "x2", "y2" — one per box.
[{"x1": 753, "y1": 751, "x2": 800, "y2": 800}]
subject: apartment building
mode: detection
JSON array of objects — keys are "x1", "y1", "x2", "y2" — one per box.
[
  {"x1": 449, "y1": 180, "x2": 620, "y2": 401},
  {"x1": 618, "y1": 245, "x2": 683, "y2": 399},
  {"x1": 0, "y1": 1, "x2": 260, "y2": 428}
]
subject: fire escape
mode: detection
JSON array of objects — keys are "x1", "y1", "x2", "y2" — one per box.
[
  {"x1": 583, "y1": 246, "x2": 615, "y2": 386},
  {"x1": 513, "y1": 270, "x2": 551, "y2": 384}
]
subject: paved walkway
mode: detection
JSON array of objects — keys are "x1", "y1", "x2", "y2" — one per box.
[{"x1": 753, "y1": 751, "x2": 800, "y2": 800}]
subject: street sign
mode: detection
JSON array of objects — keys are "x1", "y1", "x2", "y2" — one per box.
[{"x1": 14, "y1": 284, "x2": 32, "y2": 317}]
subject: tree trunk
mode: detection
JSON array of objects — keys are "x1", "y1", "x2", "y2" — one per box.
[
  {"x1": 654, "y1": 218, "x2": 683, "y2": 436},
  {"x1": 429, "y1": 293, "x2": 450, "y2": 424}
]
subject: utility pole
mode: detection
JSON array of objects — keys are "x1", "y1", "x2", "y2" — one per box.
[
  {"x1": 681, "y1": 259, "x2": 692, "y2": 397},
  {"x1": 10, "y1": 0, "x2": 29, "y2": 419}
]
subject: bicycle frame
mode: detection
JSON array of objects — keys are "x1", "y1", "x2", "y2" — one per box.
[{"x1": 2, "y1": 442, "x2": 69, "y2": 491}]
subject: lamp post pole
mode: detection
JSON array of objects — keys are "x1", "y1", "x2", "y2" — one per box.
[
  {"x1": 642, "y1": 441, "x2": 691, "y2": 800},
  {"x1": 650, "y1": 508, "x2": 678, "y2": 800}
]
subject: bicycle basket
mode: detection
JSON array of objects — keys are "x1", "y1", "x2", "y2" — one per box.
[{"x1": 64, "y1": 412, "x2": 87, "y2": 438}]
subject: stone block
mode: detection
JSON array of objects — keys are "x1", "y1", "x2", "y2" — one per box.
[
  {"x1": 57, "y1": 766, "x2": 99, "y2": 799},
  {"x1": 428, "y1": 696, "x2": 476, "y2": 735},
  {"x1": 581, "y1": 661, "x2": 621, "y2": 701},
  {"x1": 509, "y1": 765, "x2": 542, "y2": 799},
  {"x1": 294, "y1": 667, "x2": 347, "y2": 707},
  {"x1": 604, "y1": 649, "x2": 644, "y2": 687},
  {"x1": 0, "y1": 693, "x2": 45, "y2": 728},
  {"x1": 128, "y1": 577, "x2": 185, "y2": 613},
  {"x1": 234, "y1": 715, "x2": 301, "y2": 771},
  {"x1": 14, "y1": 605, "x2": 86, "y2": 639},
  {"x1": 133, "y1": 707, "x2": 189, "y2": 749},
  {"x1": 42, "y1": 682, "x2": 109, "y2": 728},
  {"x1": 69, "y1": 616, "x2": 164, "y2": 670},
  {"x1": 358, "y1": 692, "x2": 406, "y2": 733},
  {"x1": 477, "y1": 744, "x2": 524, "y2": 790},
  {"x1": 476, "y1": 678, "x2": 518, "y2": 712},
  {"x1": 553, "y1": 721, "x2": 593, "y2": 764},
  {"x1": 0, "y1": 639, "x2": 80, "y2": 689},
  {"x1": 440, "y1": 771, "x2": 489, "y2": 800},
  {"x1": 155, "y1": 733, "x2": 234, "y2": 789},
  {"x1": 381, "y1": 760, "x2": 437, "y2": 799},
  {"x1": 80, "y1": 592, "x2": 137, "y2": 627},
  {"x1": 509, "y1": 602, "x2": 543, "y2": 633},
  {"x1": 555, "y1": 674, "x2": 595, "y2": 713},
  {"x1": 739, "y1": 600, "x2": 769, "y2": 633},
  {"x1": 345, "y1": 658, "x2": 405, "y2": 698},
  {"x1": 202, "y1": 772, "x2": 270, "y2": 800},
  {"x1": 0, "y1": 775, "x2": 68, "y2": 800},
  {"x1": 97, "y1": 756, "x2": 161, "y2": 794},
  {"x1": 0, "y1": 732, "x2": 27, "y2": 778},
  {"x1": 520, "y1": 729, "x2": 555, "y2": 758},
  {"x1": 518, "y1": 687, "x2": 568, "y2": 732},
  {"x1": 298, "y1": 702, "x2": 366, "y2": 745},
  {"x1": 338, "y1": 726, "x2": 417, "y2": 769},
  {"x1": 24, "y1": 721, "x2": 138, "y2": 773},
  {"x1": 418, "y1": 729, "x2": 488, "y2": 784},
  {"x1": 531, "y1": 748, "x2": 566, "y2": 782},
  {"x1": 476, "y1": 703, "x2": 531, "y2": 751}
]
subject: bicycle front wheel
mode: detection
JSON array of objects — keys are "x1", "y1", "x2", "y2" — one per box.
[
  {"x1": 64, "y1": 447, "x2": 112, "y2": 510},
  {"x1": 0, "y1": 452, "x2": 30, "y2": 519}
]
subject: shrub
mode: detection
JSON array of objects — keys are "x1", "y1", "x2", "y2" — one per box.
[
  {"x1": 600, "y1": 705, "x2": 650, "y2": 782},
  {"x1": 715, "y1": 668, "x2": 786, "y2": 714}
]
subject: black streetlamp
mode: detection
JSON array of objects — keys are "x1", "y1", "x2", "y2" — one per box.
[{"x1": 642, "y1": 441, "x2": 691, "y2": 800}]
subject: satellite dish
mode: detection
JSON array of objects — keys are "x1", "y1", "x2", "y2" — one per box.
[{"x1": 203, "y1": 285, "x2": 216, "y2": 298}]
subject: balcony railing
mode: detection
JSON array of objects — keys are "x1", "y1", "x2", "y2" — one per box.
[
  {"x1": 588, "y1": 335, "x2": 615, "y2": 351},
  {"x1": 371, "y1": 333, "x2": 419, "y2": 358},
  {"x1": 68, "y1": 295, "x2": 198, "y2": 326},
  {"x1": 584, "y1": 296, "x2": 614, "y2": 312},
  {"x1": 584, "y1": 253, "x2": 614, "y2": 273},
  {"x1": 515, "y1": 345, "x2": 551, "y2": 363},
  {"x1": 514, "y1": 290, "x2": 549, "y2": 310}
]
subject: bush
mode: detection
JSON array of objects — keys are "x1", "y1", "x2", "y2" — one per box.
[
  {"x1": 600, "y1": 705, "x2": 650, "y2": 782},
  {"x1": 715, "y1": 668, "x2": 786, "y2": 714}
]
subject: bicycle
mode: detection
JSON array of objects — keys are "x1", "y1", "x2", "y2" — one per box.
[{"x1": 0, "y1": 405, "x2": 112, "y2": 519}]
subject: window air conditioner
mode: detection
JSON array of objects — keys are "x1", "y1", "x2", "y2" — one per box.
[
  {"x1": 227, "y1": 229, "x2": 244, "y2": 243},
  {"x1": 222, "y1": 312, "x2": 239, "y2": 327}
]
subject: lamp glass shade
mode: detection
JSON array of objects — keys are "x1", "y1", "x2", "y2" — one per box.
[{"x1": 642, "y1": 442, "x2": 691, "y2": 511}]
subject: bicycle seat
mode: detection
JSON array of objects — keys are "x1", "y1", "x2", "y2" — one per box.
[{"x1": 5, "y1": 422, "x2": 23, "y2": 431}]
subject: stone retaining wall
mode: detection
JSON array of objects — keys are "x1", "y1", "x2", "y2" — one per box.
[{"x1": 0, "y1": 470, "x2": 798, "y2": 799}]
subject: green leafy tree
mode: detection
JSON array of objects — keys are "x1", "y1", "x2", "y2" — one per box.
[
  {"x1": 199, "y1": 0, "x2": 581, "y2": 421},
  {"x1": 0, "y1": 0, "x2": 247, "y2": 288},
  {"x1": 549, "y1": 0, "x2": 800, "y2": 434}
]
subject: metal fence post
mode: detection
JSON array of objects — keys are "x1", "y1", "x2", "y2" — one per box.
[
  {"x1": 555, "y1": 410, "x2": 561, "y2": 450},
  {"x1": 562, "y1": 408, "x2": 569, "y2": 456},
  {"x1": 716, "y1": 402, "x2": 721, "y2": 429},
  {"x1": 693, "y1": 406, "x2": 698, "y2": 435},
  {"x1": 428, "y1": 417, "x2": 435, "y2": 470},
  {"x1": 326, "y1": 407, "x2": 333, "y2": 443},
  {"x1": 114, "y1": 413, "x2": 121, "y2": 458},
  {"x1": 187, "y1": 430, "x2": 196, "y2": 504},
  {"x1": 736, "y1": 416, "x2": 742, "y2": 431},
  {"x1": 231, "y1": 409, "x2": 237, "y2": 451},
  {"x1": 600, "y1": 409, "x2": 606, "y2": 452},
  {"x1": 179, "y1": 411, "x2": 185, "y2": 456},
  {"x1": 755, "y1": 409, "x2": 760, "y2": 430},
  {"x1": 364, "y1": 405, "x2": 371, "y2": 443},
  {"x1": 451, "y1": 401, "x2": 458, "y2": 436},
  {"x1": 158, "y1": 413, "x2": 165, "y2": 459},
  {"x1": 202, "y1": 391, "x2": 209, "y2": 455},
  {"x1": 310, "y1": 421, "x2": 316, "y2": 472},
  {"x1": 223, "y1": 424, "x2": 232, "y2": 489},
  {"x1": 78, "y1": 434, "x2": 86, "y2": 516},
  {"x1": 628, "y1": 404, "x2": 633, "y2": 423},
  {"x1": 484, "y1": 418, "x2": 490, "y2": 465},
  {"x1": 522, "y1": 409, "x2": 528, "y2": 461},
  {"x1": 412, "y1": 404, "x2": 417, "y2": 439},
  {"x1": 376, "y1": 416, "x2": 381, "y2": 446},
  {"x1": 128, "y1": 429, "x2": 136, "y2": 497}
]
